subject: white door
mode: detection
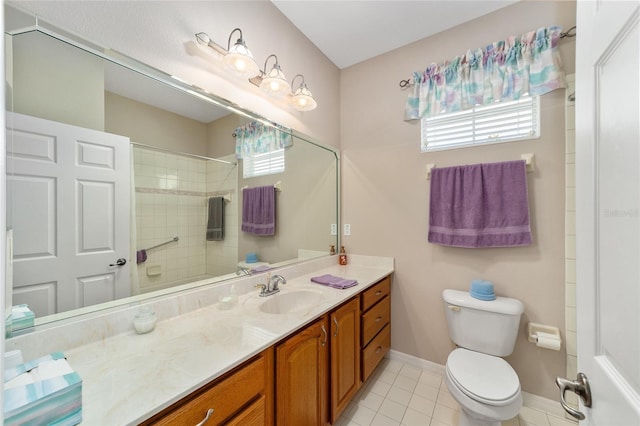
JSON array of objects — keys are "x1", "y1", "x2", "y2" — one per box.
[
  {"x1": 573, "y1": 0, "x2": 640, "y2": 424},
  {"x1": 6, "y1": 112, "x2": 131, "y2": 316}
]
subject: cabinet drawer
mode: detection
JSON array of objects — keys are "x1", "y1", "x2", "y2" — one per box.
[
  {"x1": 361, "y1": 324, "x2": 390, "y2": 382},
  {"x1": 149, "y1": 354, "x2": 266, "y2": 425},
  {"x1": 361, "y1": 296, "x2": 390, "y2": 347},
  {"x1": 226, "y1": 394, "x2": 266, "y2": 426},
  {"x1": 361, "y1": 276, "x2": 390, "y2": 312}
]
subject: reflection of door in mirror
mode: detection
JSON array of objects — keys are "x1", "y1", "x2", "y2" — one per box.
[{"x1": 7, "y1": 112, "x2": 131, "y2": 317}]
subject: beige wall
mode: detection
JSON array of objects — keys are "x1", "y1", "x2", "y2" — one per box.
[
  {"x1": 11, "y1": 30, "x2": 104, "y2": 130},
  {"x1": 105, "y1": 92, "x2": 208, "y2": 155},
  {"x1": 340, "y1": 1, "x2": 576, "y2": 400}
]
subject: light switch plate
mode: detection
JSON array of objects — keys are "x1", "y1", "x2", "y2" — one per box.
[
  {"x1": 343, "y1": 224, "x2": 351, "y2": 236},
  {"x1": 331, "y1": 224, "x2": 337, "y2": 235}
]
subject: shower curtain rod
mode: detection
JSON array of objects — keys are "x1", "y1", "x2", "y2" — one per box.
[{"x1": 130, "y1": 141, "x2": 237, "y2": 166}]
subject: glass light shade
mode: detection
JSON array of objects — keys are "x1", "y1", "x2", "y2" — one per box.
[
  {"x1": 223, "y1": 42, "x2": 260, "y2": 78},
  {"x1": 259, "y1": 65, "x2": 291, "y2": 98},
  {"x1": 291, "y1": 84, "x2": 317, "y2": 111}
]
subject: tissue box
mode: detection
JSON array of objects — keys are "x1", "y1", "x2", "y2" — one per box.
[
  {"x1": 4, "y1": 352, "x2": 82, "y2": 426},
  {"x1": 6, "y1": 305, "x2": 35, "y2": 337}
]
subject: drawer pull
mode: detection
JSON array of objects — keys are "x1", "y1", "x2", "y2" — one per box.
[
  {"x1": 333, "y1": 317, "x2": 339, "y2": 336},
  {"x1": 195, "y1": 408, "x2": 214, "y2": 426},
  {"x1": 375, "y1": 290, "x2": 383, "y2": 296},
  {"x1": 375, "y1": 346, "x2": 382, "y2": 354},
  {"x1": 321, "y1": 324, "x2": 328, "y2": 347},
  {"x1": 375, "y1": 316, "x2": 383, "y2": 322}
]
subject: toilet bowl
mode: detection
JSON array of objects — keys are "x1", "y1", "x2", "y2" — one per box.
[
  {"x1": 442, "y1": 289, "x2": 524, "y2": 426},
  {"x1": 445, "y1": 348, "x2": 522, "y2": 426}
]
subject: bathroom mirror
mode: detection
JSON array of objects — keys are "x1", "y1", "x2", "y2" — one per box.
[{"x1": 4, "y1": 18, "x2": 338, "y2": 328}]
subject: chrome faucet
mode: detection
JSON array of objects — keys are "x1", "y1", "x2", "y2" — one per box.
[
  {"x1": 256, "y1": 273, "x2": 287, "y2": 297},
  {"x1": 269, "y1": 274, "x2": 287, "y2": 292}
]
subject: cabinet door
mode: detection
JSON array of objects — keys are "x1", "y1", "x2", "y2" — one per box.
[
  {"x1": 330, "y1": 297, "x2": 361, "y2": 424},
  {"x1": 276, "y1": 317, "x2": 329, "y2": 426}
]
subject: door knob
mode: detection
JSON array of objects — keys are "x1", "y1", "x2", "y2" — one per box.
[
  {"x1": 555, "y1": 372, "x2": 592, "y2": 420},
  {"x1": 109, "y1": 258, "x2": 127, "y2": 267}
]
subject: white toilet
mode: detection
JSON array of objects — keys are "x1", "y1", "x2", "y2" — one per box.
[{"x1": 442, "y1": 289, "x2": 524, "y2": 426}]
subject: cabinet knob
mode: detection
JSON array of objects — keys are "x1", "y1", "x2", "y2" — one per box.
[
  {"x1": 375, "y1": 346, "x2": 382, "y2": 354},
  {"x1": 375, "y1": 316, "x2": 383, "y2": 322},
  {"x1": 321, "y1": 324, "x2": 328, "y2": 347},
  {"x1": 195, "y1": 408, "x2": 214, "y2": 426},
  {"x1": 375, "y1": 290, "x2": 382, "y2": 296}
]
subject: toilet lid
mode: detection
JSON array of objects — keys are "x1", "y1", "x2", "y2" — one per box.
[{"x1": 446, "y1": 348, "x2": 520, "y2": 406}]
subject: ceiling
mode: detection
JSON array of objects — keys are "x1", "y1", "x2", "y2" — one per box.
[{"x1": 272, "y1": 0, "x2": 519, "y2": 69}]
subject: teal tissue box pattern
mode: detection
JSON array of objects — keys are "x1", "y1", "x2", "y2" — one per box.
[{"x1": 4, "y1": 352, "x2": 82, "y2": 426}]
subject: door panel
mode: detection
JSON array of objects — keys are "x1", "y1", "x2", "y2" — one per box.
[
  {"x1": 6, "y1": 112, "x2": 131, "y2": 316},
  {"x1": 575, "y1": 1, "x2": 640, "y2": 423}
]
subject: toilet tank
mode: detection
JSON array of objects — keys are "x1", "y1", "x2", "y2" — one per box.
[{"x1": 442, "y1": 289, "x2": 524, "y2": 357}]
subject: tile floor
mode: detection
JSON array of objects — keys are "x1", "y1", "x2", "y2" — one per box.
[{"x1": 334, "y1": 358, "x2": 578, "y2": 426}]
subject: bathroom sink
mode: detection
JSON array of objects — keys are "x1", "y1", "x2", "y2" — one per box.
[{"x1": 258, "y1": 289, "x2": 324, "y2": 315}]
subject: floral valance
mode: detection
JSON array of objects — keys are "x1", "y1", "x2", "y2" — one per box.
[
  {"x1": 404, "y1": 26, "x2": 566, "y2": 121},
  {"x1": 234, "y1": 121, "x2": 293, "y2": 159}
]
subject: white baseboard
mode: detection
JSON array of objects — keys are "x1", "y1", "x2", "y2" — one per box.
[
  {"x1": 387, "y1": 349, "x2": 445, "y2": 375},
  {"x1": 386, "y1": 349, "x2": 566, "y2": 418}
]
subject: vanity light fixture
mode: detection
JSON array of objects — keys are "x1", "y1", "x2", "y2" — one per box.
[
  {"x1": 195, "y1": 29, "x2": 260, "y2": 79},
  {"x1": 290, "y1": 74, "x2": 317, "y2": 111},
  {"x1": 196, "y1": 29, "x2": 317, "y2": 111},
  {"x1": 257, "y1": 54, "x2": 291, "y2": 98}
]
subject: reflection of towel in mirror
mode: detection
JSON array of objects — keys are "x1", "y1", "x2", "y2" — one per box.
[
  {"x1": 242, "y1": 186, "x2": 275, "y2": 236},
  {"x1": 136, "y1": 250, "x2": 147, "y2": 264},
  {"x1": 206, "y1": 197, "x2": 225, "y2": 241}
]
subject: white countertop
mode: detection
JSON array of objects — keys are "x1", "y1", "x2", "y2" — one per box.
[{"x1": 58, "y1": 260, "x2": 393, "y2": 425}]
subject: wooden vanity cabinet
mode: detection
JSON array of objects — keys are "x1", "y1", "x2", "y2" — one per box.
[
  {"x1": 361, "y1": 276, "x2": 391, "y2": 382},
  {"x1": 142, "y1": 275, "x2": 392, "y2": 426},
  {"x1": 275, "y1": 316, "x2": 329, "y2": 426},
  {"x1": 329, "y1": 297, "x2": 361, "y2": 424},
  {"x1": 142, "y1": 348, "x2": 274, "y2": 426}
]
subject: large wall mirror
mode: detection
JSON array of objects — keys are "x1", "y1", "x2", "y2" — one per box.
[{"x1": 4, "y1": 12, "x2": 339, "y2": 330}]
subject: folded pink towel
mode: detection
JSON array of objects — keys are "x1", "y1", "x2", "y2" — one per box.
[{"x1": 310, "y1": 274, "x2": 358, "y2": 289}]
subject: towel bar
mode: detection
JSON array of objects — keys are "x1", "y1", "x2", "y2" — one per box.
[
  {"x1": 426, "y1": 153, "x2": 535, "y2": 180},
  {"x1": 241, "y1": 181, "x2": 282, "y2": 192},
  {"x1": 144, "y1": 237, "x2": 179, "y2": 252}
]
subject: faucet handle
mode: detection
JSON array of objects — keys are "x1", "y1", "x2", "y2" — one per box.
[{"x1": 255, "y1": 283, "x2": 267, "y2": 295}]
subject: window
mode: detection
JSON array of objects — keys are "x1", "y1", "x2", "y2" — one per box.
[
  {"x1": 243, "y1": 148, "x2": 285, "y2": 178},
  {"x1": 421, "y1": 96, "x2": 540, "y2": 152}
]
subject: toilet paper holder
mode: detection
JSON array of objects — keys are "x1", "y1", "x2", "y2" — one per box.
[{"x1": 528, "y1": 322, "x2": 562, "y2": 350}]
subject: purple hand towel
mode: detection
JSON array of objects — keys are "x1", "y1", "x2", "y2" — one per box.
[
  {"x1": 136, "y1": 249, "x2": 147, "y2": 264},
  {"x1": 428, "y1": 160, "x2": 532, "y2": 248},
  {"x1": 242, "y1": 186, "x2": 276, "y2": 236},
  {"x1": 311, "y1": 274, "x2": 358, "y2": 289}
]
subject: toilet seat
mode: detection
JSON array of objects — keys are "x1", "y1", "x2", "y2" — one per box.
[{"x1": 446, "y1": 348, "x2": 520, "y2": 406}]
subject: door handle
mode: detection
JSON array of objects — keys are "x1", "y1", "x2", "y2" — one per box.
[
  {"x1": 109, "y1": 258, "x2": 127, "y2": 267},
  {"x1": 555, "y1": 372, "x2": 592, "y2": 420}
]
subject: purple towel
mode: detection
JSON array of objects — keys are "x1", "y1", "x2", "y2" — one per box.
[
  {"x1": 428, "y1": 160, "x2": 532, "y2": 248},
  {"x1": 242, "y1": 186, "x2": 276, "y2": 236},
  {"x1": 136, "y1": 249, "x2": 147, "y2": 264},
  {"x1": 310, "y1": 274, "x2": 358, "y2": 289}
]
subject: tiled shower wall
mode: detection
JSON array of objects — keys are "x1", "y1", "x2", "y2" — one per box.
[
  {"x1": 133, "y1": 147, "x2": 238, "y2": 293},
  {"x1": 564, "y1": 74, "x2": 578, "y2": 409}
]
